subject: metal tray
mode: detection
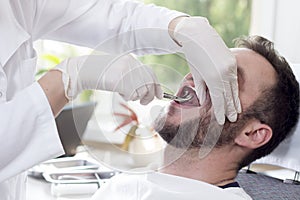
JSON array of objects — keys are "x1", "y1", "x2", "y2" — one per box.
[
  {"x1": 28, "y1": 157, "x2": 100, "y2": 179},
  {"x1": 43, "y1": 170, "x2": 118, "y2": 184}
]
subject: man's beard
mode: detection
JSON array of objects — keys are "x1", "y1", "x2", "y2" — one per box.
[{"x1": 153, "y1": 106, "x2": 237, "y2": 150}]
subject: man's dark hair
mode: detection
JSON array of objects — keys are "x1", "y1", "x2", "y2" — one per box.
[{"x1": 231, "y1": 36, "x2": 299, "y2": 168}]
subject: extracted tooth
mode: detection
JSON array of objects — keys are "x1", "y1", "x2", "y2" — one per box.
[
  {"x1": 180, "y1": 87, "x2": 193, "y2": 100},
  {"x1": 182, "y1": 88, "x2": 189, "y2": 98}
]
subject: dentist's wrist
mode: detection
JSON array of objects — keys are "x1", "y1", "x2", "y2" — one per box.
[{"x1": 38, "y1": 70, "x2": 69, "y2": 117}]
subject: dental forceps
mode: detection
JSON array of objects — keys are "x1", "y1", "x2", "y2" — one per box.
[{"x1": 163, "y1": 92, "x2": 192, "y2": 103}]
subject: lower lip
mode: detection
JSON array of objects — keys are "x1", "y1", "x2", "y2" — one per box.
[
  {"x1": 170, "y1": 100, "x2": 180, "y2": 107},
  {"x1": 170, "y1": 99, "x2": 200, "y2": 109}
]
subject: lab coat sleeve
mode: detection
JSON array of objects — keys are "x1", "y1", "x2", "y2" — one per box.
[
  {"x1": 31, "y1": 0, "x2": 187, "y2": 55},
  {"x1": 0, "y1": 82, "x2": 64, "y2": 182}
]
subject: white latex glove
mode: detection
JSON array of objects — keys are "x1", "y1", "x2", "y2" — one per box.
[
  {"x1": 173, "y1": 17, "x2": 241, "y2": 124},
  {"x1": 54, "y1": 54, "x2": 162, "y2": 105}
]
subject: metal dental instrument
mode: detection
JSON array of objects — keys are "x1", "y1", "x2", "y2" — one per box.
[{"x1": 163, "y1": 92, "x2": 192, "y2": 103}]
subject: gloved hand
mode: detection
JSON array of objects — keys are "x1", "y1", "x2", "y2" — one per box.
[
  {"x1": 173, "y1": 17, "x2": 241, "y2": 124},
  {"x1": 53, "y1": 54, "x2": 162, "y2": 105}
]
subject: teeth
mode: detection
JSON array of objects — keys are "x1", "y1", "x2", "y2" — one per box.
[
  {"x1": 182, "y1": 88, "x2": 193, "y2": 98},
  {"x1": 182, "y1": 88, "x2": 189, "y2": 98},
  {"x1": 179, "y1": 87, "x2": 193, "y2": 102}
]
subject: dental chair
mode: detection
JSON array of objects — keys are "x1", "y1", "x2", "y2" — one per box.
[
  {"x1": 237, "y1": 169, "x2": 300, "y2": 200},
  {"x1": 236, "y1": 64, "x2": 300, "y2": 200}
]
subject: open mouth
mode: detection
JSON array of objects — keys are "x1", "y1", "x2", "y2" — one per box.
[{"x1": 175, "y1": 86, "x2": 200, "y2": 107}]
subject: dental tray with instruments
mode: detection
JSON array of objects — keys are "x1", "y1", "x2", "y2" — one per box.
[
  {"x1": 28, "y1": 157, "x2": 118, "y2": 183},
  {"x1": 43, "y1": 170, "x2": 119, "y2": 184}
]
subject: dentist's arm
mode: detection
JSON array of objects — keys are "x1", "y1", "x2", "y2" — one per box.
[
  {"x1": 31, "y1": 0, "x2": 186, "y2": 55},
  {"x1": 168, "y1": 17, "x2": 241, "y2": 125}
]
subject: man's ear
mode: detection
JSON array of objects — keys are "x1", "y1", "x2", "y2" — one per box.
[{"x1": 234, "y1": 120, "x2": 273, "y2": 149}]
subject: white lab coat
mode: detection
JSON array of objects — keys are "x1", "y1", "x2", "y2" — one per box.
[
  {"x1": 0, "y1": 0, "x2": 184, "y2": 199},
  {"x1": 91, "y1": 172, "x2": 253, "y2": 200}
]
